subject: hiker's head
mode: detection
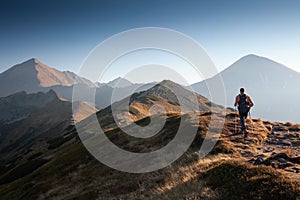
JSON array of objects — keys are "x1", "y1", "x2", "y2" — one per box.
[{"x1": 240, "y1": 88, "x2": 245, "y2": 94}]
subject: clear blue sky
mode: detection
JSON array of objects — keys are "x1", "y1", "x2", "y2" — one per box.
[{"x1": 1, "y1": 0, "x2": 300, "y2": 83}]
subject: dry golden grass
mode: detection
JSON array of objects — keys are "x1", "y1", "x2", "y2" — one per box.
[{"x1": 2, "y1": 108, "x2": 300, "y2": 199}]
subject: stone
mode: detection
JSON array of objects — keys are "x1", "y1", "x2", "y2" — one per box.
[
  {"x1": 278, "y1": 158, "x2": 287, "y2": 164},
  {"x1": 289, "y1": 126, "x2": 300, "y2": 132},
  {"x1": 290, "y1": 157, "x2": 300, "y2": 164},
  {"x1": 263, "y1": 147, "x2": 274, "y2": 153},
  {"x1": 273, "y1": 125, "x2": 287, "y2": 132},
  {"x1": 254, "y1": 156, "x2": 264, "y2": 165},
  {"x1": 292, "y1": 167, "x2": 300, "y2": 173}
]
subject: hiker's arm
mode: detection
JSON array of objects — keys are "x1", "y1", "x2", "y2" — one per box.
[
  {"x1": 234, "y1": 96, "x2": 239, "y2": 107},
  {"x1": 247, "y1": 96, "x2": 254, "y2": 107}
]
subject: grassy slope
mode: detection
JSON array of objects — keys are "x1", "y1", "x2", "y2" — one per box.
[{"x1": 0, "y1": 113, "x2": 299, "y2": 199}]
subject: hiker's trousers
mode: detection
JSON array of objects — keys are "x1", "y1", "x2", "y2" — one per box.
[{"x1": 239, "y1": 112, "x2": 248, "y2": 131}]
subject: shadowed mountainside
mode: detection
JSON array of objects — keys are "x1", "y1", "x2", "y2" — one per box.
[
  {"x1": 0, "y1": 90, "x2": 97, "y2": 165},
  {"x1": 0, "y1": 90, "x2": 58, "y2": 124}
]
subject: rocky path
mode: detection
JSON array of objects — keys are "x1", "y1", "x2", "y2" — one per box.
[{"x1": 222, "y1": 113, "x2": 300, "y2": 183}]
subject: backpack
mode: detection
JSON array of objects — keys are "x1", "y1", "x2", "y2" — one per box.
[{"x1": 238, "y1": 94, "x2": 250, "y2": 113}]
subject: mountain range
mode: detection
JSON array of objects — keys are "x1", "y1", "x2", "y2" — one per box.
[
  {"x1": 0, "y1": 58, "x2": 155, "y2": 109},
  {"x1": 1, "y1": 55, "x2": 299, "y2": 122}
]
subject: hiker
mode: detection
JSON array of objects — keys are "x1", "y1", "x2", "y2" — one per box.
[{"x1": 234, "y1": 88, "x2": 254, "y2": 137}]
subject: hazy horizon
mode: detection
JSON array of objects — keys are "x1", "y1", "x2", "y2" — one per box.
[{"x1": 1, "y1": 53, "x2": 299, "y2": 86}]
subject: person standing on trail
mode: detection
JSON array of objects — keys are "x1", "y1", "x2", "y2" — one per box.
[{"x1": 234, "y1": 88, "x2": 254, "y2": 137}]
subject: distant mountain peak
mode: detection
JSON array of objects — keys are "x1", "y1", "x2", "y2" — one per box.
[
  {"x1": 236, "y1": 54, "x2": 289, "y2": 67},
  {"x1": 30, "y1": 57, "x2": 39, "y2": 63},
  {"x1": 5, "y1": 90, "x2": 57, "y2": 102},
  {"x1": 0, "y1": 58, "x2": 96, "y2": 97},
  {"x1": 130, "y1": 79, "x2": 212, "y2": 110},
  {"x1": 106, "y1": 77, "x2": 133, "y2": 88},
  {"x1": 158, "y1": 79, "x2": 178, "y2": 86},
  {"x1": 242, "y1": 54, "x2": 262, "y2": 58},
  {"x1": 6, "y1": 91, "x2": 28, "y2": 98},
  {"x1": 6, "y1": 58, "x2": 50, "y2": 72},
  {"x1": 238, "y1": 54, "x2": 269, "y2": 62},
  {"x1": 46, "y1": 89, "x2": 60, "y2": 98},
  {"x1": 224, "y1": 54, "x2": 290, "y2": 73},
  {"x1": 19, "y1": 58, "x2": 42, "y2": 66}
]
